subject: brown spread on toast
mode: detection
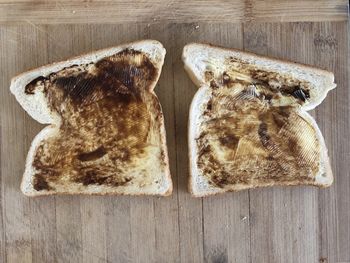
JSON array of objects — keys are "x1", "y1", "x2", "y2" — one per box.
[
  {"x1": 197, "y1": 57, "x2": 321, "y2": 188},
  {"x1": 25, "y1": 49, "x2": 163, "y2": 191}
]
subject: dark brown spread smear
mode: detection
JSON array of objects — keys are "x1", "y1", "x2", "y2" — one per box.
[
  {"x1": 33, "y1": 174, "x2": 52, "y2": 191},
  {"x1": 26, "y1": 49, "x2": 161, "y2": 191},
  {"x1": 197, "y1": 58, "x2": 320, "y2": 188},
  {"x1": 25, "y1": 76, "x2": 47, "y2": 95},
  {"x1": 77, "y1": 146, "x2": 107, "y2": 162},
  {"x1": 206, "y1": 57, "x2": 312, "y2": 106}
]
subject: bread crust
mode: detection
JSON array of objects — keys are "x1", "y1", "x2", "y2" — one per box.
[{"x1": 183, "y1": 42, "x2": 335, "y2": 78}]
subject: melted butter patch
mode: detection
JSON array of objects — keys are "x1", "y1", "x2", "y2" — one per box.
[
  {"x1": 26, "y1": 49, "x2": 162, "y2": 191},
  {"x1": 198, "y1": 60, "x2": 320, "y2": 188}
]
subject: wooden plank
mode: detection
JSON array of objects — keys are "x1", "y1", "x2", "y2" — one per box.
[
  {"x1": 90, "y1": 23, "x2": 179, "y2": 263},
  {"x1": 242, "y1": 24, "x2": 275, "y2": 263},
  {"x1": 0, "y1": 22, "x2": 6, "y2": 262},
  {"x1": 17, "y1": 24, "x2": 59, "y2": 263},
  {"x1": 196, "y1": 23, "x2": 251, "y2": 263},
  {"x1": 0, "y1": 25, "x2": 6, "y2": 263},
  {"x1": 90, "y1": 25, "x2": 138, "y2": 262},
  {"x1": 29, "y1": 198, "x2": 57, "y2": 263},
  {"x1": 173, "y1": 23, "x2": 205, "y2": 263},
  {"x1": 80, "y1": 197, "x2": 107, "y2": 263},
  {"x1": 249, "y1": 0, "x2": 349, "y2": 22},
  {"x1": 70, "y1": 25, "x2": 108, "y2": 263},
  {"x1": 105, "y1": 196, "x2": 131, "y2": 263},
  {"x1": 244, "y1": 22, "x2": 328, "y2": 263},
  {"x1": 45, "y1": 25, "x2": 85, "y2": 263},
  {"x1": 129, "y1": 197, "x2": 157, "y2": 263},
  {"x1": 312, "y1": 22, "x2": 350, "y2": 263},
  {"x1": 89, "y1": 24, "x2": 134, "y2": 263},
  {"x1": 146, "y1": 23, "x2": 180, "y2": 263},
  {"x1": 0, "y1": 0, "x2": 348, "y2": 25},
  {"x1": 266, "y1": 23, "x2": 320, "y2": 263},
  {"x1": 1, "y1": 25, "x2": 36, "y2": 263},
  {"x1": 55, "y1": 198, "x2": 82, "y2": 263}
]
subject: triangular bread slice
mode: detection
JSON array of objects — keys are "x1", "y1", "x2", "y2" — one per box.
[
  {"x1": 11, "y1": 40, "x2": 172, "y2": 196},
  {"x1": 183, "y1": 43, "x2": 335, "y2": 197}
]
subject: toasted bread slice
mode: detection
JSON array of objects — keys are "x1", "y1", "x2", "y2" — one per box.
[
  {"x1": 183, "y1": 43, "x2": 335, "y2": 197},
  {"x1": 11, "y1": 40, "x2": 172, "y2": 196}
]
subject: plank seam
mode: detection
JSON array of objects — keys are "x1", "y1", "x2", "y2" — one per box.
[
  {"x1": 0, "y1": 120, "x2": 7, "y2": 263},
  {"x1": 242, "y1": 23, "x2": 254, "y2": 263}
]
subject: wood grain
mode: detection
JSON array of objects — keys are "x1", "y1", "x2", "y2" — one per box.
[
  {"x1": 173, "y1": 23, "x2": 204, "y2": 263},
  {"x1": 0, "y1": 0, "x2": 348, "y2": 25},
  {"x1": 146, "y1": 23, "x2": 180, "y2": 263},
  {"x1": 0, "y1": 20, "x2": 349, "y2": 263},
  {"x1": 244, "y1": 23, "x2": 320, "y2": 263},
  {"x1": 312, "y1": 22, "x2": 350, "y2": 263}
]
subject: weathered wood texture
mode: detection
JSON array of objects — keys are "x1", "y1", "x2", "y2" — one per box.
[
  {"x1": 0, "y1": 3, "x2": 349, "y2": 263},
  {"x1": 0, "y1": 0, "x2": 348, "y2": 24}
]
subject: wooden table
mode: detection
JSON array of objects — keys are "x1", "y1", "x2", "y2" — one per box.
[{"x1": 0, "y1": 1, "x2": 349, "y2": 262}]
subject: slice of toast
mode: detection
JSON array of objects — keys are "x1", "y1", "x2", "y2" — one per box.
[
  {"x1": 183, "y1": 43, "x2": 336, "y2": 197},
  {"x1": 11, "y1": 40, "x2": 172, "y2": 196}
]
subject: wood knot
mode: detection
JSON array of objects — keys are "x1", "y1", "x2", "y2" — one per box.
[{"x1": 314, "y1": 34, "x2": 338, "y2": 50}]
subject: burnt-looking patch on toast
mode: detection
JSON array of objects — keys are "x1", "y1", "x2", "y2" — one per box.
[
  {"x1": 196, "y1": 57, "x2": 321, "y2": 189},
  {"x1": 26, "y1": 49, "x2": 163, "y2": 191},
  {"x1": 77, "y1": 146, "x2": 107, "y2": 162}
]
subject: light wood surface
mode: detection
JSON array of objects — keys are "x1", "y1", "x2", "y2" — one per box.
[
  {"x1": 0, "y1": 0, "x2": 348, "y2": 24},
  {"x1": 0, "y1": 1, "x2": 349, "y2": 262}
]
